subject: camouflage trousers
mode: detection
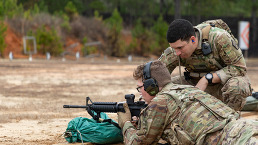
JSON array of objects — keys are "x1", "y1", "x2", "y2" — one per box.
[
  {"x1": 171, "y1": 75, "x2": 252, "y2": 111},
  {"x1": 204, "y1": 119, "x2": 258, "y2": 145}
]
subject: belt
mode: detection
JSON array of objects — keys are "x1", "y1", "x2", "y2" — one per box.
[{"x1": 189, "y1": 72, "x2": 207, "y2": 78}]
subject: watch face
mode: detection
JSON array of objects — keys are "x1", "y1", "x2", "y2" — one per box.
[{"x1": 206, "y1": 73, "x2": 213, "y2": 79}]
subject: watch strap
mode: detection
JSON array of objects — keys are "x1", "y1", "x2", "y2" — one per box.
[
  {"x1": 207, "y1": 78, "x2": 212, "y2": 84},
  {"x1": 205, "y1": 73, "x2": 213, "y2": 84}
]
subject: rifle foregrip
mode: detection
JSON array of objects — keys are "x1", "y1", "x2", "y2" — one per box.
[
  {"x1": 93, "y1": 102, "x2": 117, "y2": 105},
  {"x1": 91, "y1": 104, "x2": 120, "y2": 113}
]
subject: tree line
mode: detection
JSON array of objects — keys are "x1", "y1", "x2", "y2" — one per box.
[{"x1": 0, "y1": 0, "x2": 257, "y2": 57}]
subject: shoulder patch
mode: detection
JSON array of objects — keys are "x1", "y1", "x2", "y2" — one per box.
[
  {"x1": 231, "y1": 39, "x2": 239, "y2": 50},
  {"x1": 164, "y1": 47, "x2": 174, "y2": 55}
]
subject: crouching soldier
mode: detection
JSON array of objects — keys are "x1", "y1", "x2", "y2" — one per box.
[
  {"x1": 118, "y1": 60, "x2": 258, "y2": 145},
  {"x1": 159, "y1": 19, "x2": 252, "y2": 111}
]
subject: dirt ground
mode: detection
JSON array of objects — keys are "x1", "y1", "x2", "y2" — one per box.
[{"x1": 0, "y1": 56, "x2": 257, "y2": 145}]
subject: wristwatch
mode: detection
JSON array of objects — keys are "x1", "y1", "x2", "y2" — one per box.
[{"x1": 205, "y1": 73, "x2": 213, "y2": 84}]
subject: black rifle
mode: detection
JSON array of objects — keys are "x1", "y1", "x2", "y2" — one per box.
[{"x1": 63, "y1": 94, "x2": 147, "y2": 128}]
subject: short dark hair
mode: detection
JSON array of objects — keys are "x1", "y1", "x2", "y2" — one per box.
[{"x1": 167, "y1": 19, "x2": 195, "y2": 43}]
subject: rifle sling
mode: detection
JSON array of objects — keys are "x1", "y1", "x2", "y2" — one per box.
[{"x1": 103, "y1": 119, "x2": 121, "y2": 129}]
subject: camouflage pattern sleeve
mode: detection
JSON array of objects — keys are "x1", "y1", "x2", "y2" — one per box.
[
  {"x1": 211, "y1": 30, "x2": 247, "y2": 84},
  {"x1": 158, "y1": 47, "x2": 179, "y2": 74},
  {"x1": 122, "y1": 95, "x2": 174, "y2": 145}
]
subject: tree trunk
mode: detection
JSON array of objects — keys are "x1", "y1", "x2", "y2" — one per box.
[
  {"x1": 174, "y1": 0, "x2": 181, "y2": 19},
  {"x1": 251, "y1": 0, "x2": 257, "y2": 49},
  {"x1": 160, "y1": 0, "x2": 165, "y2": 14}
]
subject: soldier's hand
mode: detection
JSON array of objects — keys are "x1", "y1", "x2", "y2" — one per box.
[
  {"x1": 196, "y1": 73, "x2": 221, "y2": 91},
  {"x1": 117, "y1": 103, "x2": 131, "y2": 128},
  {"x1": 195, "y1": 76, "x2": 208, "y2": 91},
  {"x1": 131, "y1": 116, "x2": 139, "y2": 127}
]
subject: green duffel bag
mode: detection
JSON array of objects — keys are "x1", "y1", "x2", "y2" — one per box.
[
  {"x1": 241, "y1": 92, "x2": 258, "y2": 111},
  {"x1": 63, "y1": 112, "x2": 123, "y2": 144}
]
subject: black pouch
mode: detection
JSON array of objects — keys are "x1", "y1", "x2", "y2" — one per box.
[
  {"x1": 184, "y1": 71, "x2": 192, "y2": 80},
  {"x1": 201, "y1": 42, "x2": 212, "y2": 55}
]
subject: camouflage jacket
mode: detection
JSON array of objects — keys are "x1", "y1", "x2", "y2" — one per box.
[
  {"x1": 159, "y1": 23, "x2": 247, "y2": 84},
  {"x1": 122, "y1": 82, "x2": 239, "y2": 145}
]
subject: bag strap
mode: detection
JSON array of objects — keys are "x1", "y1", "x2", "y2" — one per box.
[{"x1": 201, "y1": 25, "x2": 212, "y2": 41}]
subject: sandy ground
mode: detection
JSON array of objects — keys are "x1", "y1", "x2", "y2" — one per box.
[{"x1": 0, "y1": 57, "x2": 257, "y2": 145}]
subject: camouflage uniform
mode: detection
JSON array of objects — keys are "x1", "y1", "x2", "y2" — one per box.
[
  {"x1": 159, "y1": 23, "x2": 252, "y2": 111},
  {"x1": 122, "y1": 82, "x2": 258, "y2": 145}
]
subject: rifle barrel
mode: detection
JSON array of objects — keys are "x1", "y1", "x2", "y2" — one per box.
[{"x1": 63, "y1": 105, "x2": 87, "y2": 108}]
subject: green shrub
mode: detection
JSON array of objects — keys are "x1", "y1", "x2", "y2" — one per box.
[
  {"x1": 0, "y1": 0, "x2": 23, "y2": 18},
  {"x1": 65, "y1": 1, "x2": 78, "y2": 19},
  {"x1": 131, "y1": 16, "x2": 168, "y2": 56},
  {"x1": 86, "y1": 46, "x2": 97, "y2": 55},
  {"x1": 90, "y1": 1, "x2": 106, "y2": 13},
  {"x1": 0, "y1": 1, "x2": 4, "y2": 18},
  {"x1": 81, "y1": 37, "x2": 97, "y2": 56},
  {"x1": 0, "y1": 21, "x2": 7, "y2": 57},
  {"x1": 151, "y1": 15, "x2": 169, "y2": 55},
  {"x1": 81, "y1": 37, "x2": 88, "y2": 56},
  {"x1": 38, "y1": 0, "x2": 48, "y2": 13},
  {"x1": 105, "y1": 8, "x2": 125, "y2": 57},
  {"x1": 61, "y1": 13, "x2": 71, "y2": 32},
  {"x1": 53, "y1": 11, "x2": 71, "y2": 33},
  {"x1": 132, "y1": 18, "x2": 156, "y2": 56},
  {"x1": 24, "y1": 3, "x2": 40, "y2": 19},
  {"x1": 33, "y1": 26, "x2": 63, "y2": 56},
  {"x1": 94, "y1": 10, "x2": 102, "y2": 21}
]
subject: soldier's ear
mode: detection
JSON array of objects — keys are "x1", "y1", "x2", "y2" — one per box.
[{"x1": 190, "y1": 36, "x2": 196, "y2": 43}]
